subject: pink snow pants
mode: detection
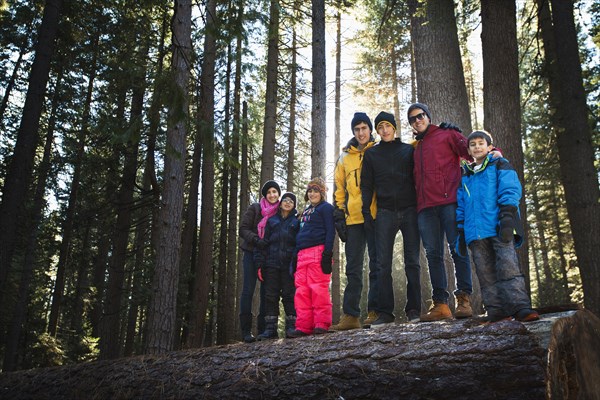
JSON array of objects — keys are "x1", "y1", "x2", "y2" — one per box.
[{"x1": 294, "y1": 244, "x2": 332, "y2": 334}]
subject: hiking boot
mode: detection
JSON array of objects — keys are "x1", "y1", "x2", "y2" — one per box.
[
  {"x1": 370, "y1": 313, "x2": 395, "y2": 329},
  {"x1": 329, "y1": 314, "x2": 361, "y2": 331},
  {"x1": 514, "y1": 308, "x2": 540, "y2": 322},
  {"x1": 257, "y1": 316, "x2": 279, "y2": 340},
  {"x1": 285, "y1": 315, "x2": 297, "y2": 338},
  {"x1": 406, "y1": 309, "x2": 420, "y2": 323},
  {"x1": 287, "y1": 329, "x2": 309, "y2": 338},
  {"x1": 362, "y1": 311, "x2": 379, "y2": 328},
  {"x1": 240, "y1": 314, "x2": 256, "y2": 343},
  {"x1": 454, "y1": 292, "x2": 473, "y2": 319},
  {"x1": 420, "y1": 302, "x2": 453, "y2": 322},
  {"x1": 313, "y1": 327, "x2": 329, "y2": 335},
  {"x1": 477, "y1": 314, "x2": 513, "y2": 324}
]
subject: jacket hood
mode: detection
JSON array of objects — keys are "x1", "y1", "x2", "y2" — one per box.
[{"x1": 343, "y1": 135, "x2": 375, "y2": 152}]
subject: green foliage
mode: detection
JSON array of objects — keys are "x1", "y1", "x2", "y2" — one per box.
[{"x1": 26, "y1": 332, "x2": 65, "y2": 368}]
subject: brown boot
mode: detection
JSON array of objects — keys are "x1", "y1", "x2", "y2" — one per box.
[
  {"x1": 420, "y1": 302, "x2": 453, "y2": 322},
  {"x1": 329, "y1": 314, "x2": 361, "y2": 331},
  {"x1": 454, "y1": 292, "x2": 473, "y2": 319},
  {"x1": 362, "y1": 311, "x2": 378, "y2": 328}
]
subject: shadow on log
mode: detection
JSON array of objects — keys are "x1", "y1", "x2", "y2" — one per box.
[{"x1": 0, "y1": 310, "x2": 597, "y2": 399}]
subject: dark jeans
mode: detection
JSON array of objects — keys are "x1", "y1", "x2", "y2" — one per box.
[
  {"x1": 239, "y1": 250, "x2": 266, "y2": 332},
  {"x1": 342, "y1": 223, "x2": 378, "y2": 317},
  {"x1": 470, "y1": 237, "x2": 531, "y2": 317},
  {"x1": 262, "y1": 266, "x2": 296, "y2": 317},
  {"x1": 375, "y1": 207, "x2": 421, "y2": 317},
  {"x1": 418, "y1": 203, "x2": 472, "y2": 303}
]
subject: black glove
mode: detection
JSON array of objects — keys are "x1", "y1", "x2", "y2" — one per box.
[
  {"x1": 439, "y1": 121, "x2": 462, "y2": 133},
  {"x1": 255, "y1": 238, "x2": 269, "y2": 250},
  {"x1": 289, "y1": 254, "x2": 298, "y2": 276},
  {"x1": 498, "y1": 205, "x2": 517, "y2": 243},
  {"x1": 333, "y1": 208, "x2": 347, "y2": 242},
  {"x1": 321, "y1": 250, "x2": 333, "y2": 274},
  {"x1": 456, "y1": 227, "x2": 467, "y2": 257},
  {"x1": 363, "y1": 212, "x2": 375, "y2": 234}
]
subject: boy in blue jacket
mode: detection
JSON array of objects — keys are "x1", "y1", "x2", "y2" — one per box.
[
  {"x1": 456, "y1": 130, "x2": 539, "y2": 323},
  {"x1": 254, "y1": 192, "x2": 300, "y2": 339}
]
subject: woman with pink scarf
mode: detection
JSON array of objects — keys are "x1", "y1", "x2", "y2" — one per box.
[{"x1": 238, "y1": 180, "x2": 281, "y2": 342}]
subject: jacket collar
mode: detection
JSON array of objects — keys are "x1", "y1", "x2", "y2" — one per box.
[{"x1": 462, "y1": 153, "x2": 493, "y2": 175}]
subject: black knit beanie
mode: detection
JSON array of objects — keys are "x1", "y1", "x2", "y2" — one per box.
[
  {"x1": 261, "y1": 180, "x2": 281, "y2": 198},
  {"x1": 351, "y1": 112, "x2": 373, "y2": 133},
  {"x1": 407, "y1": 103, "x2": 432, "y2": 122},
  {"x1": 374, "y1": 111, "x2": 397, "y2": 131},
  {"x1": 280, "y1": 192, "x2": 297, "y2": 209}
]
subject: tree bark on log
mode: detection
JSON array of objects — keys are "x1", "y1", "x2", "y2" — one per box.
[
  {"x1": 546, "y1": 310, "x2": 600, "y2": 400},
  {"x1": 0, "y1": 311, "x2": 597, "y2": 399}
]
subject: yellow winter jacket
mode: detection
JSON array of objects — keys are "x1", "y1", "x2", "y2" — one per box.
[{"x1": 334, "y1": 137, "x2": 377, "y2": 225}]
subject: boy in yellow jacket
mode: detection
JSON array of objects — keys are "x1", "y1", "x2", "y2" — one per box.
[{"x1": 330, "y1": 112, "x2": 379, "y2": 330}]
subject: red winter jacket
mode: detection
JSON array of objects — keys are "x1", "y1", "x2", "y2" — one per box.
[{"x1": 412, "y1": 124, "x2": 471, "y2": 213}]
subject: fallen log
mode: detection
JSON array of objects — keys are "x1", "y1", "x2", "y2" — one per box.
[
  {"x1": 545, "y1": 309, "x2": 600, "y2": 400},
  {"x1": 0, "y1": 310, "x2": 596, "y2": 399}
]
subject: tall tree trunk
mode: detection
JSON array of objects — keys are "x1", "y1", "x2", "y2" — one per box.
[
  {"x1": 408, "y1": 0, "x2": 472, "y2": 132},
  {"x1": 260, "y1": 0, "x2": 279, "y2": 184},
  {"x1": 331, "y1": 5, "x2": 342, "y2": 324},
  {"x1": 47, "y1": 37, "x2": 99, "y2": 336},
  {"x1": 0, "y1": 0, "x2": 63, "y2": 301},
  {"x1": 480, "y1": 0, "x2": 530, "y2": 290},
  {"x1": 145, "y1": 0, "x2": 192, "y2": 354},
  {"x1": 408, "y1": 0, "x2": 478, "y2": 311},
  {"x1": 311, "y1": 0, "x2": 326, "y2": 178},
  {"x1": 550, "y1": 186, "x2": 571, "y2": 303},
  {"x1": 1, "y1": 68, "x2": 62, "y2": 371},
  {"x1": 226, "y1": 2, "x2": 244, "y2": 342},
  {"x1": 0, "y1": 50, "x2": 24, "y2": 130},
  {"x1": 287, "y1": 12, "x2": 298, "y2": 191},
  {"x1": 537, "y1": 0, "x2": 600, "y2": 315},
  {"x1": 236, "y1": 100, "x2": 250, "y2": 333},
  {"x1": 216, "y1": 44, "x2": 232, "y2": 346},
  {"x1": 390, "y1": 47, "x2": 402, "y2": 140},
  {"x1": 99, "y1": 35, "x2": 147, "y2": 359},
  {"x1": 530, "y1": 185, "x2": 552, "y2": 306},
  {"x1": 187, "y1": 0, "x2": 217, "y2": 349}
]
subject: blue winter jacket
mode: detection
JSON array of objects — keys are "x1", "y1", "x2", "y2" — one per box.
[
  {"x1": 296, "y1": 201, "x2": 335, "y2": 253},
  {"x1": 255, "y1": 209, "x2": 300, "y2": 269},
  {"x1": 456, "y1": 154, "x2": 523, "y2": 247}
]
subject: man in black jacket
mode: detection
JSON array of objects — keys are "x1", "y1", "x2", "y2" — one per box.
[{"x1": 360, "y1": 111, "x2": 421, "y2": 327}]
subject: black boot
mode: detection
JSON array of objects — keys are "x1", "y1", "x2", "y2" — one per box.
[
  {"x1": 258, "y1": 316, "x2": 279, "y2": 340},
  {"x1": 285, "y1": 315, "x2": 297, "y2": 338},
  {"x1": 240, "y1": 314, "x2": 255, "y2": 343}
]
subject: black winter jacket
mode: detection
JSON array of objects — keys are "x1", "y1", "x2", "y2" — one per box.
[
  {"x1": 239, "y1": 203, "x2": 262, "y2": 252},
  {"x1": 360, "y1": 138, "x2": 417, "y2": 213},
  {"x1": 255, "y1": 210, "x2": 300, "y2": 269}
]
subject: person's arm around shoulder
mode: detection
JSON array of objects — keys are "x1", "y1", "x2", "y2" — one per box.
[{"x1": 447, "y1": 127, "x2": 471, "y2": 161}]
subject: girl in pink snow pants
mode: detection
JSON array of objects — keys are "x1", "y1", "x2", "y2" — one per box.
[{"x1": 288, "y1": 177, "x2": 335, "y2": 337}]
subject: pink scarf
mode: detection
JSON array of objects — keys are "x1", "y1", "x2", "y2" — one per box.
[{"x1": 257, "y1": 197, "x2": 280, "y2": 239}]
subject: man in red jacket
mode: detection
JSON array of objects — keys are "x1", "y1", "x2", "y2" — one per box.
[{"x1": 408, "y1": 103, "x2": 473, "y2": 321}]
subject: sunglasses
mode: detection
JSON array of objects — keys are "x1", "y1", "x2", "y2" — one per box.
[
  {"x1": 282, "y1": 198, "x2": 294, "y2": 204},
  {"x1": 408, "y1": 112, "x2": 427, "y2": 124}
]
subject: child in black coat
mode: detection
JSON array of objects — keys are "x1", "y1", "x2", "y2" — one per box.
[{"x1": 254, "y1": 192, "x2": 300, "y2": 339}]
